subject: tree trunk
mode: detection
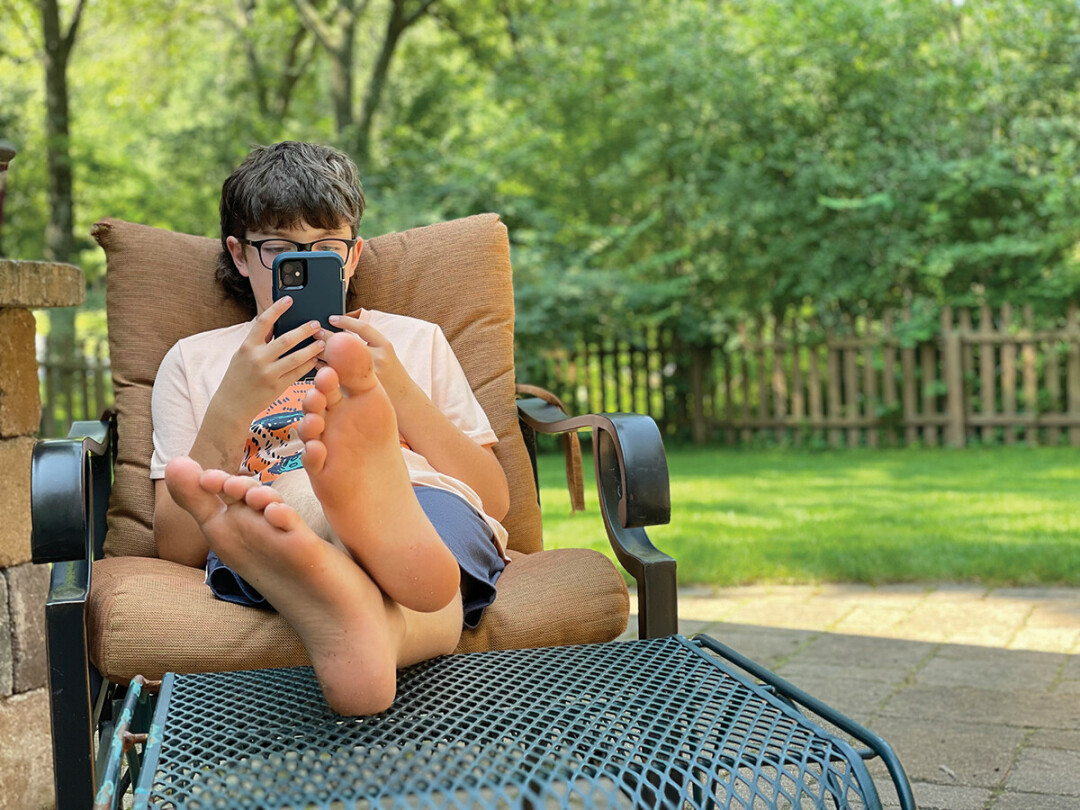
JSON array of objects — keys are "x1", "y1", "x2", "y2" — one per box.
[
  {"x1": 330, "y1": 32, "x2": 355, "y2": 153},
  {"x1": 353, "y1": 0, "x2": 408, "y2": 167},
  {"x1": 0, "y1": 142, "x2": 15, "y2": 257},
  {"x1": 40, "y1": 0, "x2": 83, "y2": 353}
]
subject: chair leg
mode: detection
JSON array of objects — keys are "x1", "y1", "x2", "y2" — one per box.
[{"x1": 44, "y1": 562, "x2": 96, "y2": 810}]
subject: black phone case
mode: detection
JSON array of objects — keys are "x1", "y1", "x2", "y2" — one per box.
[{"x1": 271, "y1": 251, "x2": 346, "y2": 354}]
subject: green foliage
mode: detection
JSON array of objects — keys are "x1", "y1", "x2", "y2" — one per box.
[{"x1": 3, "y1": 0, "x2": 1080, "y2": 349}]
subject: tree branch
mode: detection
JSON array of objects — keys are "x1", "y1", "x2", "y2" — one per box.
[
  {"x1": 403, "y1": 0, "x2": 438, "y2": 28},
  {"x1": 276, "y1": 25, "x2": 315, "y2": 118},
  {"x1": 292, "y1": 0, "x2": 342, "y2": 54},
  {"x1": 234, "y1": 0, "x2": 270, "y2": 116},
  {"x1": 61, "y1": 0, "x2": 87, "y2": 53}
]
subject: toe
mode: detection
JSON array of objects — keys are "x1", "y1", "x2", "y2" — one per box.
[
  {"x1": 222, "y1": 474, "x2": 263, "y2": 502},
  {"x1": 297, "y1": 412, "x2": 326, "y2": 443},
  {"x1": 301, "y1": 440, "x2": 328, "y2": 475},
  {"x1": 165, "y1": 457, "x2": 226, "y2": 526},
  {"x1": 263, "y1": 501, "x2": 304, "y2": 532},
  {"x1": 303, "y1": 386, "x2": 328, "y2": 416},
  {"x1": 324, "y1": 332, "x2": 377, "y2": 395},
  {"x1": 313, "y1": 366, "x2": 344, "y2": 408},
  {"x1": 244, "y1": 485, "x2": 284, "y2": 512}
]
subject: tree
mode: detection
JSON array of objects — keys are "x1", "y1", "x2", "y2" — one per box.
[{"x1": 292, "y1": 0, "x2": 439, "y2": 167}]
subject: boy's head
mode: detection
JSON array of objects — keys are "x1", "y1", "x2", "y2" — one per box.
[{"x1": 217, "y1": 141, "x2": 366, "y2": 313}]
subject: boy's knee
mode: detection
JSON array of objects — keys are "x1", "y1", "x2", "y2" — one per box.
[{"x1": 272, "y1": 470, "x2": 333, "y2": 541}]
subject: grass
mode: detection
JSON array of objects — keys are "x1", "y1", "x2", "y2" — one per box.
[{"x1": 536, "y1": 444, "x2": 1080, "y2": 587}]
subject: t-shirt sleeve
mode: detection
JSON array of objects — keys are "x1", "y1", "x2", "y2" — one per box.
[
  {"x1": 428, "y1": 326, "x2": 499, "y2": 447},
  {"x1": 149, "y1": 342, "x2": 199, "y2": 479}
]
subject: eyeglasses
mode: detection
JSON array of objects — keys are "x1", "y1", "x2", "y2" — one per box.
[{"x1": 241, "y1": 237, "x2": 359, "y2": 270}]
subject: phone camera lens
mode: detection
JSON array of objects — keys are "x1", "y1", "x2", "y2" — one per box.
[{"x1": 279, "y1": 260, "x2": 305, "y2": 288}]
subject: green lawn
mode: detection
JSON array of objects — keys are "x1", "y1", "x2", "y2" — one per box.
[{"x1": 537, "y1": 445, "x2": 1080, "y2": 587}]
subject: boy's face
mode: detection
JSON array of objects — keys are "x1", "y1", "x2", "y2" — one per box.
[{"x1": 226, "y1": 219, "x2": 363, "y2": 314}]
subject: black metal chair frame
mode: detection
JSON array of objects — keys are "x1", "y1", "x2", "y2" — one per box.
[{"x1": 31, "y1": 400, "x2": 915, "y2": 810}]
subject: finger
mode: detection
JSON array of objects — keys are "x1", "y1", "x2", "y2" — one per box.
[
  {"x1": 251, "y1": 296, "x2": 293, "y2": 342},
  {"x1": 269, "y1": 320, "x2": 324, "y2": 357},
  {"x1": 328, "y1": 315, "x2": 385, "y2": 346},
  {"x1": 273, "y1": 339, "x2": 325, "y2": 381}
]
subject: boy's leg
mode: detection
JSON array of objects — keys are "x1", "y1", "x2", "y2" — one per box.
[
  {"x1": 165, "y1": 457, "x2": 461, "y2": 716},
  {"x1": 296, "y1": 331, "x2": 461, "y2": 614},
  {"x1": 269, "y1": 470, "x2": 473, "y2": 666}
]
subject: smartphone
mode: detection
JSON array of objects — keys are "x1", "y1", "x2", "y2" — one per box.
[{"x1": 271, "y1": 251, "x2": 346, "y2": 354}]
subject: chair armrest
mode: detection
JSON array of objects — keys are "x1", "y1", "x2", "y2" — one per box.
[
  {"x1": 30, "y1": 416, "x2": 115, "y2": 808},
  {"x1": 32, "y1": 416, "x2": 115, "y2": 564},
  {"x1": 517, "y1": 397, "x2": 678, "y2": 638}
]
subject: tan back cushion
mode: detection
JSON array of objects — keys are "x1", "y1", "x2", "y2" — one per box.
[{"x1": 94, "y1": 214, "x2": 542, "y2": 558}]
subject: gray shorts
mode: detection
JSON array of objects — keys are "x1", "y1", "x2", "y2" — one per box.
[{"x1": 205, "y1": 485, "x2": 504, "y2": 629}]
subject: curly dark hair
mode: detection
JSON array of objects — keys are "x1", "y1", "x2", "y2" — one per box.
[{"x1": 217, "y1": 141, "x2": 365, "y2": 313}]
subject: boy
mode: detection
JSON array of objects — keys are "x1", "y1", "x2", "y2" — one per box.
[{"x1": 151, "y1": 141, "x2": 510, "y2": 716}]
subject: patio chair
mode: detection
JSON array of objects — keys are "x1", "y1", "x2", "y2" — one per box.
[
  {"x1": 31, "y1": 214, "x2": 677, "y2": 809},
  {"x1": 32, "y1": 214, "x2": 914, "y2": 809}
]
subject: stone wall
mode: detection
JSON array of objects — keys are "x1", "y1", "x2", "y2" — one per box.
[{"x1": 0, "y1": 257, "x2": 85, "y2": 809}]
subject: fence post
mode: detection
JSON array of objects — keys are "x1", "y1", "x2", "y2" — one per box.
[
  {"x1": 690, "y1": 346, "x2": 708, "y2": 446},
  {"x1": 942, "y1": 306, "x2": 965, "y2": 447},
  {"x1": 1068, "y1": 303, "x2": 1080, "y2": 447}
]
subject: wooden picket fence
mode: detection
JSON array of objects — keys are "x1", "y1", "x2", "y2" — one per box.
[
  {"x1": 527, "y1": 303, "x2": 1080, "y2": 447},
  {"x1": 37, "y1": 336, "x2": 113, "y2": 438},
  {"x1": 36, "y1": 302, "x2": 1080, "y2": 446}
]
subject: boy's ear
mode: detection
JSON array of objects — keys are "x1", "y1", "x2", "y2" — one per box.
[
  {"x1": 346, "y1": 237, "x2": 363, "y2": 272},
  {"x1": 226, "y1": 235, "x2": 251, "y2": 278}
]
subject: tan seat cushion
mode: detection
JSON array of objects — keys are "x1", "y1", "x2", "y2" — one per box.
[
  {"x1": 89, "y1": 550, "x2": 629, "y2": 682},
  {"x1": 89, "y1": 214, "x2": 630, "y2": 676},
  {"x1": 93, "y1": 214, "x2": 543, "y2": 557}
]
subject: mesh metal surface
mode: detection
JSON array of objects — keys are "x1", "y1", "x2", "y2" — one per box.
[{"x1": 139, "y1": 636, "x2": 880, "y2": 809}]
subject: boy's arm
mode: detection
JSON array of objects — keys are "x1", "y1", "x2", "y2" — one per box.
[
  {"x1": 330, "y1": 316, "x2": 511, "y2": 521},
  {"x1": 394, "y1": 391, "x2": 510, "y2": 521},
  {"x1": 154, "y1": 299, "x2": 327, "y2": 566}
]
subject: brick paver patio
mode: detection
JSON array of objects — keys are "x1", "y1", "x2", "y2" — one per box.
[{"x1": 625, "y1": 585, "x2": 1080, "y2": 810}]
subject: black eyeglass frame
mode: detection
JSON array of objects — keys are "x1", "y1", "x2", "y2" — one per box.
[{"x1": 240, "y1": 237, "x2": 360, "y2": 270}]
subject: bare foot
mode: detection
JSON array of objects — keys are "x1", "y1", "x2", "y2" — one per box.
[
  {"x1": 164, "y1": 456, "x2": 401, "y2": 715},
  {"x1": 298, "y1": 332, "x2": 460, "y2": 613}
]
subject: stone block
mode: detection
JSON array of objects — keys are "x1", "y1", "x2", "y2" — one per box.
[
  {"x1": 867, "y1": 716, "x2": 1025, "y2": 789},
  {"x1": 914, "y1": 645, "x2": 1064, "y2": 691},
  {"x1": 0, "y1": 259, "x2": 84, "y2": 309},
  {"x1": 794, "y1": 632, "x2": 935, "y2": 672},
  {"x1": 0, "y1": 309, "x2": 41, "y2": 437},
  {"x1": 0, "y1": 437, "x2": 34, "y2": 568},
  {"x1": 877, "y1": 780, "x2": 990, "y2": 810},
  {"x1": 704, "y1": 623, "x2": 814, "y2": 669},
  {"x1": 0, "y1": 688, "x2": 55, "y2": 809},
  {"x1": 880, "y1": 683, "x2": 1080, "y2": 730},
  {"x1": 992, "y1": 791, "x2": 1080, "y2": 810},
  {"x1": 6, "y1": 563, "x2": 49, "y2": 692},
  {"x1": 0, "y1": 572, "x2": 10, "y2": 698},
  {"x1": 1006, "y1": 747, "x2": 1080, "y2": 796}
]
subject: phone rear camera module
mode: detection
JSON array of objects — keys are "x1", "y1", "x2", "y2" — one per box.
[{"x1": 279, "y1": 260, "x2": 306, "y2": 289}]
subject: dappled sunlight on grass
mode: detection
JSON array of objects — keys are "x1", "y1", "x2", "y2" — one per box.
[{"x1": 537, "y1": 446, "x2": 1080, "y2": 587}]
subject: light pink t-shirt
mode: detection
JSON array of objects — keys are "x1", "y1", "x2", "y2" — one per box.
[{"x1": 150, "y1": 309, "x2": 509, "y2": 556}]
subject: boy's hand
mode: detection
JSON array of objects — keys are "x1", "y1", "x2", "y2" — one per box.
[
  {"x1": 215, "y1": 296, "x2": 326, "y2": 423},
  {"x1": 324, "y1": 314, "x2": 418, "y2": 406}
]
